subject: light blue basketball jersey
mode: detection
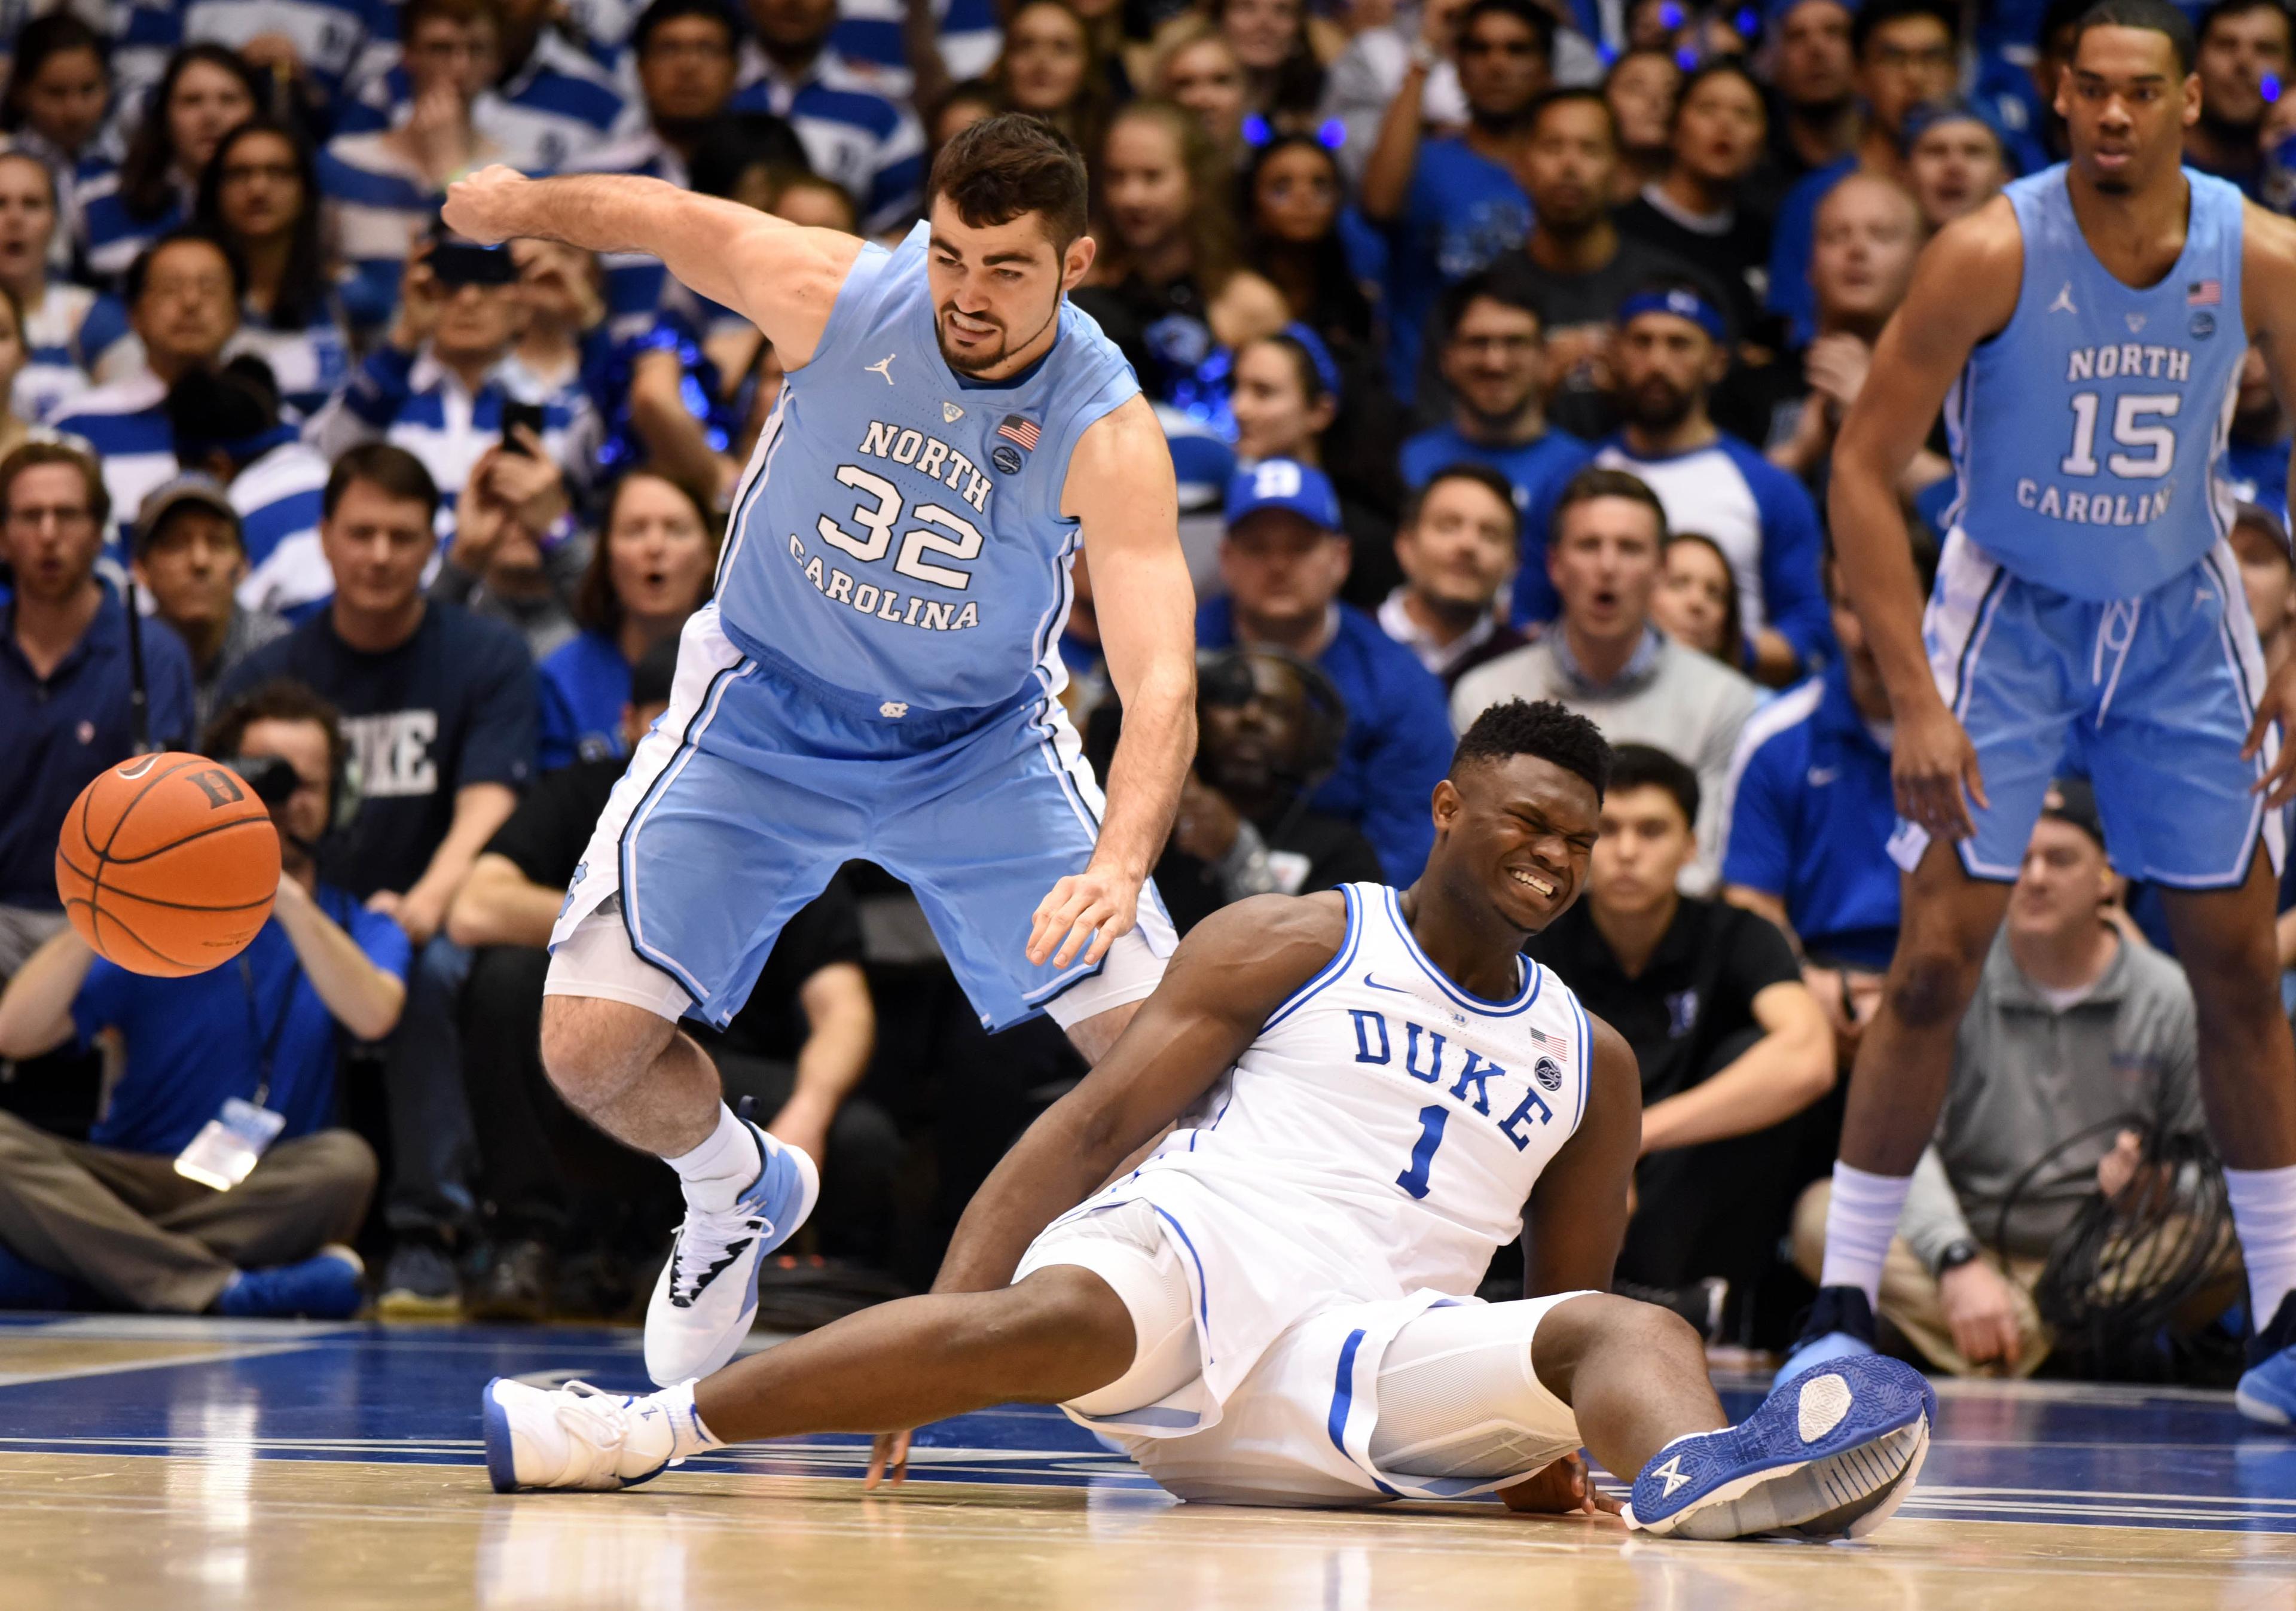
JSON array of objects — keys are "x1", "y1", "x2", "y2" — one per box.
[
  {"x1": 1944, "y1": 165, "x2": 2246, "y2": 600},
  {"x1": 713, "y1": 222, "x2": 1141, "y2": 714}
]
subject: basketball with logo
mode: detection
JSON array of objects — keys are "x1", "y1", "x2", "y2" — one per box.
[{"x1": 54, "y1": 752, "x2": 281, "y2": 977}]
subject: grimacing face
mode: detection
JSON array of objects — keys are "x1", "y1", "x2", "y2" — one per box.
[{"x1": 924, "y1": 195, "x2": 1092, "y2": 377}]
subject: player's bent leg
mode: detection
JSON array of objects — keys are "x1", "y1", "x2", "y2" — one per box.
[
  {"x1": 482, "y1": 1267, "x2": 1138, "y2": 1493},
  {"x1": 1529, "y1": 1293, "x2": 1935, "y2": 1540},
  {"x1": 1785, "y1": 841, "x2": 2011, "y2": 1378},
  {"x1": 2159, "y1": 853, "x2": 2296, "y2": 1421}
]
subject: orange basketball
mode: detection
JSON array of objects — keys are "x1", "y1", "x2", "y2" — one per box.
[{"x1": 54, "y1": 752, "x2": 282, "y2": 977}]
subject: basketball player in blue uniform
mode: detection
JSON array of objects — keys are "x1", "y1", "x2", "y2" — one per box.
[
  {"x1": 1789, "y1": 0, "x2": 2296, "y2": 1417},
  {"x1": 439, "y1": 118, "x2": 1198, "y2": 1386},
  {"x1": 483, "y1": 700, "x2": 1937, "y2": 1540}
]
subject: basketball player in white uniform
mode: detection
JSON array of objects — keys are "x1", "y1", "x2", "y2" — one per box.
[{"x1": 484, "y1": 701, "x2": 1935, "y2": 1540}]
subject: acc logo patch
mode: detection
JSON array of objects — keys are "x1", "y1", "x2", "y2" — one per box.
[
  {"x1": 1533, "y1": 1056, "x2": 1564, "y2": 1092},
  {"x1": 991, "y1": 443, "x2": 1024, "y2": 475}
]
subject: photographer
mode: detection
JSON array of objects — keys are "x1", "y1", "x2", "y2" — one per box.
[
  {"x1": 1789, "y1": 783, "x2": 2229, "y2": 1377},
  {"x1": 0, "y1": 680, "x2": 403, "y2": 1317}
]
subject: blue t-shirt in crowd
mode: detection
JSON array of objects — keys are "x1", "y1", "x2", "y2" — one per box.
[
  {"x1": 536, "y1": 628, "x2": 631, "y2": 771},
  {"x1": 0, "y1": 586, "x2": 196, "y2": 908},
  {"x1": 1385, "y1": 139, "x2": 1532, "y2": 403},
  {"x1": 1720, "y1": 658, "x2": 1901, "y2": 971},
  {"x1": 73, "y1": 883, "x2": 412, "y2": 1156},
  {"x1": 1196, "y1": 596, "x2": 1455, "y2": 883},
  {"x1": 1398, "y1": 423, "x2": 1593, "y2": 625},
  {"x1": 218, "y1": 603, "x2": 537, "y2": 901},
  {"x1": 2224, "y1": 436, "x2": 2292, "y2": 520}
]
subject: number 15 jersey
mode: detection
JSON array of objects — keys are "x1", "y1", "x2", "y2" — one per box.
[
  {"x1": 712, "y1": 221, "x2": 1140, "y2": 715},
  {"x1": 1944, "y1": 164, "x2": 2245, "y2": 601}
]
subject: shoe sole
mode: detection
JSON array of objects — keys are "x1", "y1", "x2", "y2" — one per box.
[
  {"x1": 2236, "y1": 1383, "x2": 2295, "y2": 1425},
  {"x1": 644, "y1": 1132, "x2": 821, "y2": 1387},
  {"x1": 377, "y1": 1290, "x2": 463, "y2": 1322},
  {"x1": 481, "y1": 1378, "x2": 519, "y2": 1493}
]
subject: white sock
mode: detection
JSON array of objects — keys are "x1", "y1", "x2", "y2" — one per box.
[
  {"x1": 654, "y1": 1380, "x2": 726, "y2": 1460},
  {"x1": 2224, "y1": 1163, "x2": 2296, "y2": 1331},
  {"x1": 667, "y1": 1104, "x2": 762, "y2": 1215},
  {"x1": 1817, "y1": 1161, "x2": 1912, "y2": 1308}
]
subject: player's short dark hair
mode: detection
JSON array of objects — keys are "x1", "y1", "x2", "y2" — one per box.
[
  {"x1": 2074, "y1": 0, "x2": 2199, "y2": 69},
  {"x1": 633, "y1": 0, "x2": 738, "y2": 55},
  {"x1": 1606, "y1": 743, "x2": 1700, "y2": 828},
  {"x1": 203, "y1": 678, "x2": 349, "y2": 801},
  {"x1": 1402, "y1": 462, "x2": 1521, "y2": 538},
  {"x1": 1451, "y1": 699, "x2": 1614, "y2": 799},
  {"x1": 1853, "y1": 0, "x2": 1961, "y2": 56},
  {"x1": 1527, "y1": 85, "x2": 1618, "y2": 147},
  {"x1": 928, "y1": 112, "x2": 1089, "y2": 251},
  {"x1": 323, "y1": 443, "x2": 440, "y2": 523},
  {"x1": 1550, "y1": 466, "x2": 1668, "y2": 545},
  {"x1": 125, "y1": 226, "x2": 245, "y2": 309},
  {"x1": 1458, "y1": 0, "x2": 1556, "y2": 58}
]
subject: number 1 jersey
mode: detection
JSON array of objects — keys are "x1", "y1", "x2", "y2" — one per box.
[
  {"x1": 712, "y1": 221, "x2": 1140, "y2": 714},
  {"x1": 1943, "y1": 164, "x2": 2246, "y2": 601}
]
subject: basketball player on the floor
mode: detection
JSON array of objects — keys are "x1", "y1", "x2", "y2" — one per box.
[
  {"x1": 439, "y1": 117, "x2": 1197, "y2": 1386},
  {"x1": 1787, "y1": 0, "x2": 2296, "y2": 1417},
  {"x1": 484, "y1": 702, "x2": 1938, "y2": 1541}
]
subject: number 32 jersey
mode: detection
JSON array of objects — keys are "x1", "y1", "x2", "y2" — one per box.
[
  {"x1": 712, "y1": 221, "x2": 1140, "y2": 713},
  {"x1": 1944, "y1": 164, "x2": 2246, "y2": 601}
]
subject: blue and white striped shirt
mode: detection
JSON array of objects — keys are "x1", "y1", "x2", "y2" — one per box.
[
  {"x1": 828, "y1": 0, "x2": 1002, "y2": 99},
  {"x1": 49, "y1": 372, "x2": 176, "y2": 550},
  {"x1": 316, "y1": 132, "x2": 441, "y2": 331},
  {"x1": 730, "y1": 48, "x2": 926, "y2": 234},
  {"x1": 16, "y1": 280, "x2": 136, "y2": 424},
  {"x1": 230, "y1": 432, "x2": 336, "y2": 619},
  {"x1": 230, "y1": 301, "x2": 355, "y2": 417},
  {"x1": 112, "y1": 0, "x2": 399, "y2": 126},
  {"x1": 338, "y1": 33, "x2": 634, "y2": 173},
  {"x1": 76, "y1": 169, "x2": 185, "y2": 286}
]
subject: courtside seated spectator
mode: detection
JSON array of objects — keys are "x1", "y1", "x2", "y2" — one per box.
[
  {"x1": 1595, "y1": 282, "x2": 1831, "y2": 684},
  {"x1": 1525, "y1": 745, "x2": 1832, "y2": 1341},
  {"x1": 1196, "y1": 459, "x2": 1456, "y2": 884},
  {"x1": 1147, "y1": 648, "x2": 1386, "y2": 936},
  {"x1": 538, "y1": 469, "x2": 719, "y2": 771},
  {"x1": 1377, "y1": 463, "x2": 1528, "y2": 690},
  {"x1": 217, "y1": 443, "x2": 536, "y2": 1319},
  {"x1": 127, "y1": 473, "x2": 288, "y2": 727},
  {"x1": 1791, "y1": 783, "x2": 2225, "y2": 1377},
  {"x1": 0, "y1": 441, "x2": 194, "y2": 977},
  {"x1": 1400, "y1": 270, "x2": 1591, "y2": 626},
  {"x1": 1721, "y1": 532, "x2": 1939, "y2": 1069},
  {"x1": 0, "y1": 681, "x2": 401, "y2": 1317},
  {"x1": 445, "y1": 640, "x2": 895, "y2": 1316},
  {"x1": 52, "y1": 227, "x2": 242, "y2": 545},
  {"x1": 167, "y1": 362, "x2": 336, "y2": 622},
  {"x1": 1453, "y1": 468, "x2": 1758, "y2": 891}
]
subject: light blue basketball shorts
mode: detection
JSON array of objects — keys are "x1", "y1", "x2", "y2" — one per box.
[
  {"x1": 1889, "y1": 530, "x2": 2286, "y2": 889},
  {"x1": 549, "y1": 605, "x2": 1176, "y2": 1032}
]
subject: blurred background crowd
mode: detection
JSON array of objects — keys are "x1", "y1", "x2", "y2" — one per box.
[{"x1": 0, "y1": 0, "x2": 2288, "y2": 1380}]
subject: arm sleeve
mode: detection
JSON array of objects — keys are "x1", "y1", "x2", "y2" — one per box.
[
  {"x1": 1900, "y1": 1144, "x2": 1979, "y2": 1272},
  {"x1": 1720, "y1": 731, "x2": 1795, "y2": 897},
  {"x1": 1746, "y1": 455, "x2": 1834, "y2": 667},
  {"x1": 68, "y1": 960, "x2": 132, "y2": 1048},
  {"x1": 306, "y1": 341, "x2": 417, "y2": 457},
  {"x1": 453, "y1": 622, "x2": 541, "y2": 791},
  {"x1": 347, "y1": 901, "x2": 416, "y2": 983}
]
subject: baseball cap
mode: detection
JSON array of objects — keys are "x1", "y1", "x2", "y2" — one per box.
[
  {"x1": 1224, "y1": 459, "x2": 1341, "y2": 531},
  {"x1": 132, "y1": 472, "x2": 243, "y2": 557},
  {"x1": 2039, "y1": 776, "x2": 2105, "y2": 852}
]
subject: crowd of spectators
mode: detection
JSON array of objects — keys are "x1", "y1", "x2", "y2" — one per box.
[{"x1": 0, "y1": 0, "x2": 2286, "y2": 1377}]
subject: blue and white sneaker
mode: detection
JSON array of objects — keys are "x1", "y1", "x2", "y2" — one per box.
[
  {"x1": 1775, "y1": 1284, "x2": 1879, "y2": 1383},
  {"x1": 2236, "y1": 1292, "x2": 2296, "y2": 1424},
  {"x1": 1624, "y1": 1355, "x2": 1937, "y2": 1541},
  {"x1": 216, "y1": 1244, "x2": 365, "y2": 1319},
  {"x1": 481, "y1": 1378, "x2": 679, "y2": 1493},
  {"x1": 643, "y1": 1119, "x2": 820, "y2": 1386}
]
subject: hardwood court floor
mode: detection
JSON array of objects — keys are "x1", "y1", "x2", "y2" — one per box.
[{"x1": 4, "y1": 1315, "x2": 2296, "y2": 1610}]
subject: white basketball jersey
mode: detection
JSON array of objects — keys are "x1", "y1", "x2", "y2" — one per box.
[{"x1": 1138, "y1": 881, "x2": 1593, "y2": 1301}]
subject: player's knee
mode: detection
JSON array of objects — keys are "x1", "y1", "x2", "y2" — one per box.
[
  {"x1": 538, "y1": 996, "x2": 663, "y2": 1113},
  {"x1": 1886, "y1": 942, "x2": 1983, "y2": 1030},
  {"x1": 978, "y1": 1268, "x2": 1136, "y2": 1384}
]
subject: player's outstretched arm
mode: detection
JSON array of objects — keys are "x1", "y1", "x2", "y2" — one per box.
[
  {"x1": 1830, "y1": 199, "x2": 2022, "y2": 843},
  {"x1": 2242, "y1": 204, "x2": 2296, "y2": 806},
  {"x1": 1522, "y1": 1015, "x2": 1642, "y2": 1298},
  {"x1": 1029, "y1": 397, "x2": 1195, "y2": 972},
  {"x1": 936, "y1": 892, "x2": 1345, "y2": 1297},
  {"x1": 441, "y1": 166, "x2": 863, "y2": 370}
]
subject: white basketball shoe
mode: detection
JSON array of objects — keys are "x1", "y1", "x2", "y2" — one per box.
[
  {"x1": 482, "y1": 1378, "x2": 683, "y2": 1492},
  {"x1": 643, "y1": 1117, "x2": 820, "y2": 1386}
]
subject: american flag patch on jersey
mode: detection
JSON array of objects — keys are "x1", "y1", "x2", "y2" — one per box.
[
  {"x1": 1529, "y1": 1025, "x2": 1570, "y2": 1052},
  {"x1": 997, "y1": 415, "x2": 1040, "y2": 451},
  {"x1": 2189, "y1": 279, "x2": 2222, "y2": 306}
]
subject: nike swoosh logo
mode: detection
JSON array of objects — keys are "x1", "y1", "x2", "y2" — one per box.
[{"x1": 1363, "y1": 975, "x2": 1419, "y2": 995}]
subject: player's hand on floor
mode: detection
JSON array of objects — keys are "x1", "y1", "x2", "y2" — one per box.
[
  {"x1": 1497, "y1": 1453, "x2": 1620, "y2": 1517},
  {"x1": 863, "y1": 1429, "x2": 912, "y2": 1490},
  {"x1": 1892, "y1": 697, "x2": 1987, "y2": 842},
  {"x1": 1028, "y1": 868, "x2": 1140, "y2": 969}
]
